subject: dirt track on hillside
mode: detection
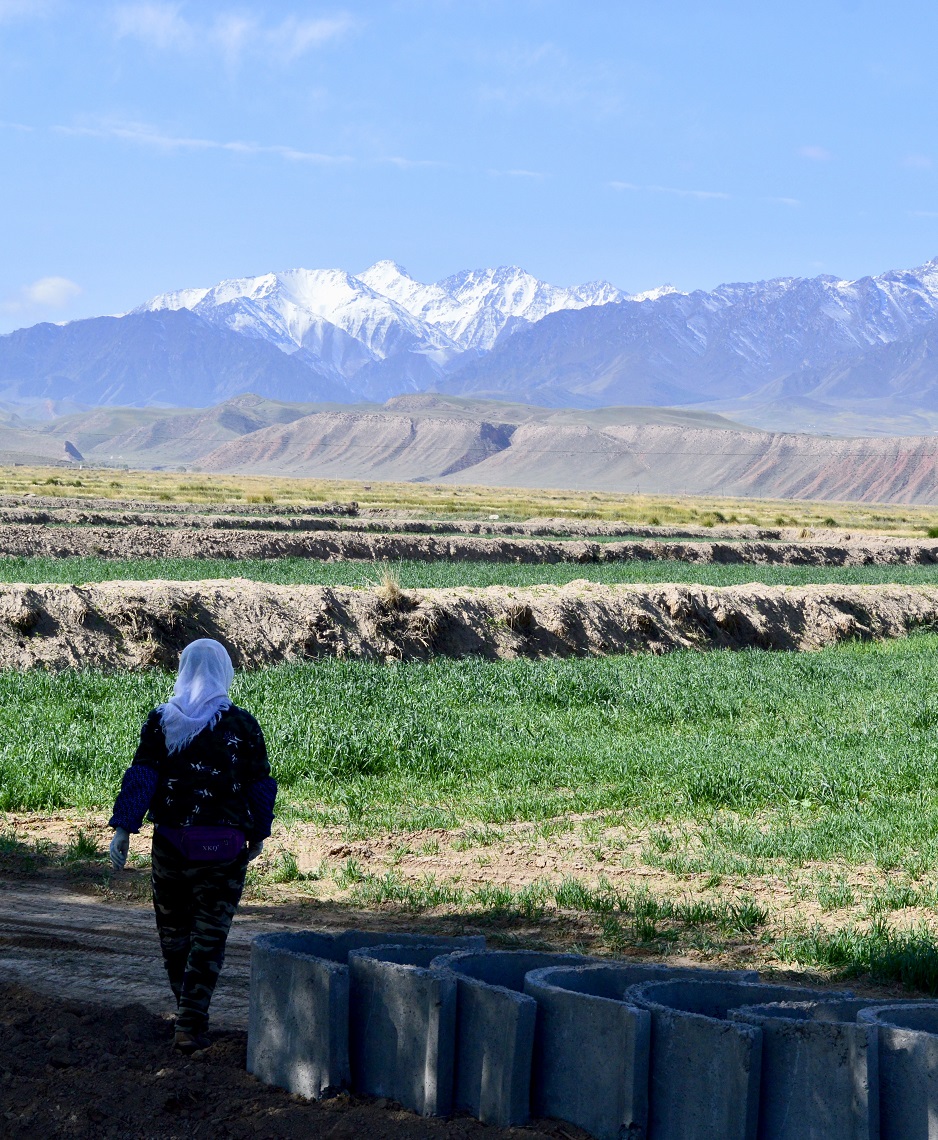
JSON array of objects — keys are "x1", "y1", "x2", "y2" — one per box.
[
  {"x1": 2, "y1": 579, "x2": 937, "y2": 669},
  {"x1": 3, "y1": 523, "x2": 938, "y2": 565}
]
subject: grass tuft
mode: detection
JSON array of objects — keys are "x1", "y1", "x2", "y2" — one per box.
[
  {"x1": 779, "y1": 918, "x2": 938, "y2": 994},
  {"x1": 63, "y1": 829, "x2": 100, "y2": 862}
]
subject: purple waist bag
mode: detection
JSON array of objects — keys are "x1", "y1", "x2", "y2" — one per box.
[{"x1": 158, "y1": 825, "x2": 246, "y2": 862}]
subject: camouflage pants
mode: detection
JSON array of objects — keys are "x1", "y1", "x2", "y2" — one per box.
[{"x1": 151, "y1": 832, "x2": 248, "y2": 1034}]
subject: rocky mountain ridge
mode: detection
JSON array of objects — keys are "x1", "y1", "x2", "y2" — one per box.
[{"x1": 5, "y1": 256, "x2": 938, "y2": 431}]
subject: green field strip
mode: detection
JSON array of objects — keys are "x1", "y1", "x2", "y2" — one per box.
[
  {"x1": 4, "y1": 635, "x2": 938, "y2": 872},
  {"x1": 2, "y1": 555, "x2": 938, "y2": 588}
]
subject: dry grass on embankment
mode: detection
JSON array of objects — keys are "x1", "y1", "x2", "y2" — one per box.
[
  {"x1": 6, "y1": 462, "x2": 938, "y2": 532},
  {"x1": 4, "y1": 578, "x2": 938, "y2": 669}
]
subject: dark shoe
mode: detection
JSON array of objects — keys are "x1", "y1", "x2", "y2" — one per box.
[{"x1": 173, "y1": 1028, "x2": 211, "y2": 1054}]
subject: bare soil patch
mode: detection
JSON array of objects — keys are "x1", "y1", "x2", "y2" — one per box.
[
  {"x1": 2, "y1": 578, "x2": 938, "y2": 669},
  {"x1": 0, "y1": 983, "x2": 590, "y2": 1140}
]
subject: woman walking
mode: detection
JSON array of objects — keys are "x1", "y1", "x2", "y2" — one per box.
[{"x1": 108, "y1": 638, "x2": 276, "y2": 1053}]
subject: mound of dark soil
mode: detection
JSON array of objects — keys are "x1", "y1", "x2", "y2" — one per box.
[
  {"x1": 2, "y1": 579, "x2": 937, "y2": 669},
  {"x1": 1, "y1": 523, "x2": 937, "y2": 565},
  {"x1": 0, "y1": 984, "x2": 577, "y2": 1140}
]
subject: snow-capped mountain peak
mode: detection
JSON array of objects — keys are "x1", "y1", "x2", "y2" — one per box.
[
  {"x1": 139, "y1": 266, "x2": 459, "y2": 365},
  {"x1": 143, "y1": 285, "x2": 211, "y2": 313},
  {"x1": 627, "y1": 283, "x2": 683, "y2": 303},
  {"x1": 136, "y1": 260, "x2": 630, "y2": 396}
]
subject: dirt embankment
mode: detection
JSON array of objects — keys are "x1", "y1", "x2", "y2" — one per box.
[
  {"x1": 2, "y1": 523, "x2": 938, "y2": 565},
  {"x1": 2, "y1": 579, "x2": 937, "y2": 669},
  {"x1": 0, "y1": 495, "x2": 799, "y2": 538},
  {"x1": 0, "y1": 494, "x2": 360, "y2": 517},
  {"x1": 0, "y1": 506, "x2": 792, "y2": 540}
]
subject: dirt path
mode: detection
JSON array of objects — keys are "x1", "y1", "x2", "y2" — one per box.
[
  {"x1": 0, "y1": 883, "x2": 270, "y2": 1029},
  {"x1": 3, "y1": 578, "x2": 938, "y2": 668},
  {"x1": 0, "y1": 880, "x2": 474, "y2": 1031}
]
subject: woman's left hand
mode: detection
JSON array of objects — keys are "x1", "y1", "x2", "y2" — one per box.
[{"x1": 109, "y1": 828, "x2": 130, "y2": 871}]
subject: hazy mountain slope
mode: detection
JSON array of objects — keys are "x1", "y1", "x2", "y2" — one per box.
[
  {"x1": 10, "y1": 386, "x2": 938, "y2": 504},
  {"x1": 381, "y1": 393, "x2": 748, "y2": 429},
  {"x1": 808, "y1": 315, "x2": 938, "y2": 407},
  {"x1": 0, "y1": 423, "x2": 83, "y2": 467},
  {"x1": 178, "y1": 395, "x2": 938, "y2": 504},
  {"x1": 42, "y1": 394, "x2": 325, "y2": 467},
  {"x1": 445, "y1": 421, "x2": 938, "y2": 501},
  {"x1": 34, "y1": 393, "x2": 747, "y2": 471},
  {"x1": 196, "y1": 411, "x2": 516, "y2": 480},
  {"x1": 0, "y1": 310, "x2": 346, "y2": 407}
]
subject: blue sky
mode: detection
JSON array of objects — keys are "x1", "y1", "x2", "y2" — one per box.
[{"x1": 3, "y1": 0, "x2": 938, "y2": 332}]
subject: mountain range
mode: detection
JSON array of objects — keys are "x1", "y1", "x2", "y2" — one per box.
[
  {"x1": 6, "y1": 257, "x2": 938, "y2": 433},
  {"x1": 11, "y1": 391, "x2": 938, "y2": 505}
]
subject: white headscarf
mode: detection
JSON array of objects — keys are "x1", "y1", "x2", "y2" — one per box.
[{"x1": 158, "y1": 639, "x2": 235, "y2": 754}]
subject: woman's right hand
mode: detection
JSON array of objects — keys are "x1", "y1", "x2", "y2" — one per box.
[{"x1": 109, "y1": 828, "x2": 130, "y2": 871}]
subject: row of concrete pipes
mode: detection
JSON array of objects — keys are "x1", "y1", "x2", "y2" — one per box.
[{"x1": 246, "y1": 929, "x2": 938, "y2": 1140}]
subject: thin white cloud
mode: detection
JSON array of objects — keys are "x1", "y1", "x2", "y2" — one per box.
[
  {"x1": 766, "y1": 196, "x2": 802, "y2": 207},
  {"x1": 799, "y1": 145, "x2": 833, "y2": 161},
  {"x1": 478, "y1": 41, "x2": 626, "y2": 116},
  {"x1": 24, "y1": 276, "x2": 82, "y2": 306},
  {"x1": 380, "y1": 155, "x2": 450, "y2": 170},
  {"x1": 488, "y1": 168, "x2": 546, "y2": 179},
  {"x1": 113, "y1": 1, "x2": 189, "y2": 49},
  {"x1": 610, "y1": 181, "x2": 730, "y2": 201},
  {"x1": 55, "y1": 120, "x2": 352, "y2": 165},
  {"x1": 0, "y1": 0, "x2": 55, "y2": 21},
  {"x1": 112, "y1": 3, "x2": 356, "y2": 66},
  {"x1": 909, "y1": 210, "x2": 938, "y2": 218},
  {"x1": 54, "y1": 117, "x2": 461, "y2": 176},
  {"x1": 267, "y1": 15, "x2": 356, "y2": 62},
  {"x1": 904, "y1": 154, "x2": 935, "y2": 170},
  {"x1": 1, "y1": 276, "x2": 81, "y2": 314}
]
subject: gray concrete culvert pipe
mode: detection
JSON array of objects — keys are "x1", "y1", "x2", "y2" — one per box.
[
  {"x1": 858, "y1": 1003, "x2": 938, "y2": 1140},
  {"x1": 346, "y1": 943, "x2": 460, "y2": 1118},
  {"x1": 627, "y1": 978, "x2": 852, "y2": 1140},
  {"x1": 522, "y1": 962, "x2": 758, "y2": 1140},
  {"x1": 729, "y1": 999, "x2": 886, "y2": 1140},
  {"x1": 246, "y1": 929, "x2": 483, "y2": 1100},
  {"x1": 429, "y1": 948, "x2": 593, "y2": 1127}
]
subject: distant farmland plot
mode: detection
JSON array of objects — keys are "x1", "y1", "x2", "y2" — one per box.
[{"x1": 3, "y1": 554, "x2": 938, "y2": 588}]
